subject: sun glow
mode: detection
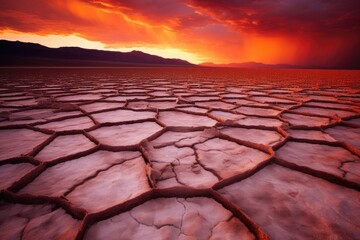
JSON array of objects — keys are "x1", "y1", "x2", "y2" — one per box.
[{"x1": 0, "y1": 30, "x2": 202, "y2": 63}]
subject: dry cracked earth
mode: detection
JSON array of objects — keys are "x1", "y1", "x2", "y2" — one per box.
[{"x1": 0, "y1": 68, "x2": 359, "y2": 239}]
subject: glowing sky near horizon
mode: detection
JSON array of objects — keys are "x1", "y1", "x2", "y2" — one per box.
[{"x1": 0, "y1": 0, "x2": 359, "y2": 67}]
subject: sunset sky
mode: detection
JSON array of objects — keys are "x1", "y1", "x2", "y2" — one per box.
[{"x1": 0, "y1": 0, "x2": 359, "y2": 68}]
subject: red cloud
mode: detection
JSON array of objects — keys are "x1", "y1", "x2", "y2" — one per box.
[{"x1": 82, "y1": 0, "x2": 213, "y2": 30}]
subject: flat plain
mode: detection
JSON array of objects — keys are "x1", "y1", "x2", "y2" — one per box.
[{"x1": 0, "y1": 67, "x2": 359, "y2": 239}]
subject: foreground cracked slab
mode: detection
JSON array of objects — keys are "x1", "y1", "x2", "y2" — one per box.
[
  {"x1": 234, "y1": 116, "x2": 284, "y2": 127},
  {"x1": 292, "y1": 106, "x2": 356, "y2": 118},
  {"x1": 88, "y1": 121, "x2": 162, "y2": 147},
  {"x1": 145, "y1": 129, "x2": 221, "y2": 188},
  {"x1": 325, "y1": 126, "x2": 360, "y2": 150},
  {"x1": 0, "y1": 109, "x2": 82, "y2": 126},
  {"x1": 286, "y1": 129, "x2": 336, "y2": 141},
  {"x1": 0, "y1": 128, "x2": 49, "y2": 161},
  {"x1": 0, "y1": 202, "x2": 80, "y2": 240},
  {"x1": 195, "y1": 138, "x2": 271, "y2": 179},
  {"x1": 35, "y1": 116, "x2": 94, "y2": 131},
  {"x1": 145, "y1": 128, "x2": 272, "y2": 188},
  {"x1": 218, "y1": 164, "x2": 360, "y2": 239},
  {"x1": 34, "y1": 134, "x2": 96, "y2": 162},
  {"x1": 80, "y1": 102, "x2": 125, "y2": 112},
  {"x1": 281, "y1": 113, "x2": 331, "y2": 127},
  {"x1": 66, "y1": 156, "x2": 151, "y2": 213},
  {"x1": 158, "y1": 111, "x2": 217, "y2": 127},
  {"x1": 0, "y1": 163, "x2": 35, "y2": 190},
  {"x1": 84, "y1": 197, "x2": 255, "y2": 240},
  {"x1": 20, "y1": 151, "x2": 142, "y2": 198},
  {"x1": 220, "y1": 127, "x2": 284, "y2": 146},
  {"x1": 234, "y1": 106, "x2": 281, "y2": 116},
  {"x1": 276, "y1": 141, "x2": 360, "y2": 184},
  {"x1": 91, "y1": 109, "x2": 156, "y2": 123}
]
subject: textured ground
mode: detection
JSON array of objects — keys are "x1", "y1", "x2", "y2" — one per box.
[{"x1": 0, "y1": 68, "x2": 359, "y2": 239}]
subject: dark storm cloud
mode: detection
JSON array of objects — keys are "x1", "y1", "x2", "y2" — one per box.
[{"x1": 189, "y1": 0, "x2": 360, "y2": 35}]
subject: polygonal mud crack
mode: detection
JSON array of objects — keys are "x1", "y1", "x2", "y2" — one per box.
[
  {"x1": 195, "y1": 101, "x2": 236, "y2": 110},
  {"x1": 286, "y1": 129, "x2": 336, "y2": 142},
  {"x1": 325, "y1": 126, "x2": 360, "y2": 150},
  {"x1": 231, "y1": 116, "x2": 284, "y2": 127},
  {"x1": 220, "y1": 127, "x2": 284, "y2": 146},
  {"x1": 292, "y1": 106, "x2": 357, "y2": 118},
  {"x1": 34, "y1": 134, "x2": 96, "y2": 162},
  {"x1": 208, "y1": 110, "x2": 246, "y2": 122},
  {"x1": 84, "y1": 197, "x2": 255, "y2": 240},
  {"x1": 276, "y1": 141, "x2": 360, "y2": 184},
  {"x1": 19, "y1": 151, "x2": 142, "y2": 198},
  {"x1": 281, "y1": 113, "x2": 332, "y2": 127},
  {"x1": 218, "y1": 164, "x2": 360, "y2": 239},
  {"x1": 158, "y1": 111, "x2": 217, "y2": 127},
  {"x1": 195, "y1": 138, "x2": 271, "y2": 179},
  {"x1": 0, "y1": 202, "x2": 80, "y2": 240},
  {"x1": 127, "y1": 100, "x2": 177, "y2": 110},
  {"x1": 88, "y1": 121, "x2": 162, "y2": 147},
  {"x1": 144, "y1": 129, "x2": 219, "y2": 188},
  {"x1": 0, "y1": 163, "x2": 36, "y2": 190},
  {"x1": 0, "y1": 128, "x2": 49, "y2": 161},
  {"x1": 80, "y1": 102, "x2": 125, "y2": 112},
  {"x1": 91, "y1": 109, "x2": 156, "y2": 123},
  {"x1": 146, "y1": 144, "x2": 218, "y2": 188},
  {"x1": 35, "y1": 116, "x2": 94, "y2": 131},
  {"x1": 145, "y1": 128, "x2": 272, "y2": 186},
  {"x1": 56, "y1": 94, "x2": 102, "y2": 101},
  {"x1": 66, "y1": 156, "x2": 151, "y2": 213},
  {"x1": 0, "y1": 109, "x2": 81, "y2": 126},
  {"x1": 234, "y1": 106, "x2": 281, "y2": 116}
]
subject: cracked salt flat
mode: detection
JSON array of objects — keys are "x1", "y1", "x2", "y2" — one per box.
[{"x1": 0, "y1": 68, "x2": 359, "y2": 240}]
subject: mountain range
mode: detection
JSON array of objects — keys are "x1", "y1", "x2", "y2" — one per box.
[
  {"x1": 0, "y1": 40, "x2": 194, "y2": 67},
  {"x1": 0, "y1": 40, "x2": 313, "y2": 69},
  {"x1": 199, "y1": 62, "x2": 302, "y2": 69}
]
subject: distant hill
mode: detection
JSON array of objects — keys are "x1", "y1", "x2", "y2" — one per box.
[
  {"x1": 0, "y1": 40, "x2": 195, "y2": 67},
  {"x1": 200, "y1": 61, "x2": 303, "y2": 69}
]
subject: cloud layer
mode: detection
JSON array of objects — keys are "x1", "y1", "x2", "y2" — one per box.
[{"x1": 1, "y1": 0, "x2": 359, "y2": 67}]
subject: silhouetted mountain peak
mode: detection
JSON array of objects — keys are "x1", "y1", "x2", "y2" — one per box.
[{"x1": 0, "y1": 40, "x2": 195, "y2": 67}]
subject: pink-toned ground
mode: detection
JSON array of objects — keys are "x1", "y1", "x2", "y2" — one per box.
[{"x1": 0, "y1": 68, "x2": 360, "y2": 240}]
